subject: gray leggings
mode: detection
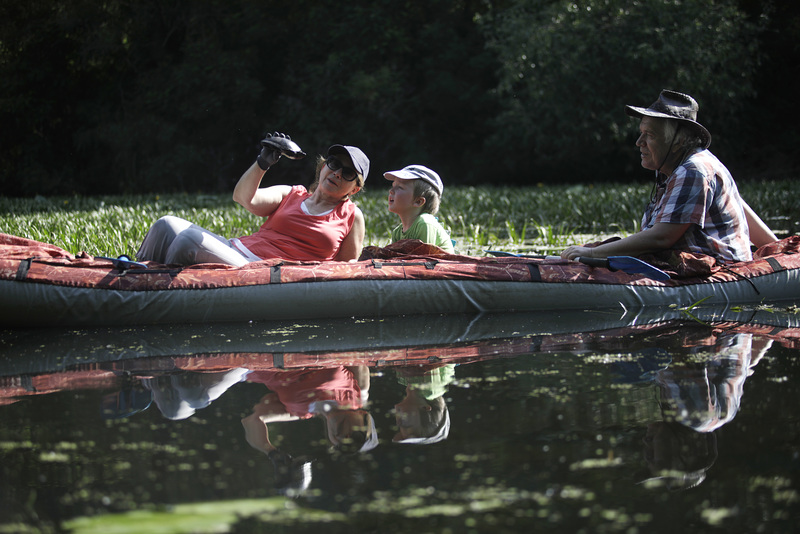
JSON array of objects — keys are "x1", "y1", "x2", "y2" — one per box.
[{"x1": 136, "y1": 215, "x2": 251, "y2": 266}]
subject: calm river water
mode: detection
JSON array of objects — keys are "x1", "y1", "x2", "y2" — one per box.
[{"x1": 1, "y1": 307, "x2": 799, "y2": 533}]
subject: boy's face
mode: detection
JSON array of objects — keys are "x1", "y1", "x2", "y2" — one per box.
[
  {"x1": 393, "y1": 394, "x2": 430, "y2": 441},
  {"x1": 387, "y1": 178, "x2": 422, "y2": 216}
]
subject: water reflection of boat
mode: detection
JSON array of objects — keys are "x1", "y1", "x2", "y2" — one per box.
[
  {"x1": 2, "y1": 306, "x2": 799, "y2": 373},
  {"x1": 3, "y1": 233, "x2": 800, "y2": 327},
  {"x1": 1, "y1": 306, "x2": 798, "y2": 411},
  {"x1": 1, "y1": 305, "x2": 794, "y2": 512}
]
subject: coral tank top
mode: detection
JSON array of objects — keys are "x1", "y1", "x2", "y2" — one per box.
[{"x1": 237, "y1": 186, "x2": 356, "y2": 261}]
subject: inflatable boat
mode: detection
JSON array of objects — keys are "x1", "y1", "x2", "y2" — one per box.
[{"x1": 2, "y1": 233, "x2": 800, "y2": 328}]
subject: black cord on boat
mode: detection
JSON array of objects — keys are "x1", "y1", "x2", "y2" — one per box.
[{"x1": 719, "y1": 266, "x2": 760, "y2": 295}]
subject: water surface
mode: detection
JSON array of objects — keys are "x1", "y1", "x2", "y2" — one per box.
[{"x1": 1, "y1": 308, "x2": 799, "y2": 532}]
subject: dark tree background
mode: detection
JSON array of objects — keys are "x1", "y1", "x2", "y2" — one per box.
[{"x1": 1, "y1": 0, "x2": 797, "y2": 197}]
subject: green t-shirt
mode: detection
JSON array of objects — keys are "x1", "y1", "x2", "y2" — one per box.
[
  {"x1": 391, "y1": 213, "x2": 455, "y2": 253},
  {"x1": 397, "y1": 364, "x2": 456, "y2": 400}
]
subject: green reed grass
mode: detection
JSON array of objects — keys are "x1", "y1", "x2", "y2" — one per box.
[{"x1": 1, "y1": 180, "x2": 796, "y2": 258}]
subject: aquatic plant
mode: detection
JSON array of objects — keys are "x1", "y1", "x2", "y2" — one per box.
[{"x1": 1, "y1": 180, "x2": 794, "y2": 257}]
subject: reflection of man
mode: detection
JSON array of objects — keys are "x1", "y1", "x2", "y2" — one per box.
[
  {"x1": 240, "y1": 366, "x2": 376, "y2": 492},
  {"x1": 640, "y1": 421, "x2": 718, "y2": 491},
  {"x1": 656, "y1": 332, "x2": 770, "y2": 432},
  {"x1": 638, "y1": 331, "x2": 772, "y2": 490}
]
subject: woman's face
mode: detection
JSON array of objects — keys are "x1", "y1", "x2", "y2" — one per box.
[
  {"x1": 325, "y1": 409, "x2": 369, "y2": 446},
  {"x1": 318, "y1": 154, "x2": 361, "y2": 198}
]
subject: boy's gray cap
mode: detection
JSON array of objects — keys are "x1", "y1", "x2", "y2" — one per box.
[
  {"x1": 384, "y1": 165, "x2": 443, "y2": 196},
  {"x1": 393, "y1": 408, "x2": 450, "y2": 445}
]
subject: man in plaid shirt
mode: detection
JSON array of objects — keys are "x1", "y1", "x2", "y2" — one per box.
[{"x1": 562, "y1": 90, "x2": 776, "y2": 264}]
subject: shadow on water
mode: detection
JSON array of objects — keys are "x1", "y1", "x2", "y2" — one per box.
[{"x1": 1, "y1": 306, "x2": 799, "y2": 533}]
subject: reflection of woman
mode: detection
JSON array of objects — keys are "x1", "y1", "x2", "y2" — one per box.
[
  {"x1": 241, "y1": 366, "x2": 376, "y2": 456},
  {"x1": 137, "y1": 138, "x2": 369, "y2": 266}
]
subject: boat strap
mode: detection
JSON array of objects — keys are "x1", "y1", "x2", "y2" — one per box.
[
  {"x1": 765, "y1": 257, "x2": 784, "y2": 273},
  {"x1": 111, "y1": 267, "x2": 182, "y2": 277},
  {"x1": 369, "y1": 260, "x2": 438, "y2": 269},
  {"x1": 527, "y1": 263, "x2": 542, "y2": 281},
  {"x1": 270, "y1": 264, "x2": 282, "y2": 283},
  {"x1": 719, "y1": 266, "x2": 760, "y2": 295},
  {"x1": 16, "y1": 258, "x2": 32, "y2": 280}
]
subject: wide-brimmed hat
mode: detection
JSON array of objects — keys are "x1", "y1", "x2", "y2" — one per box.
[
  {"x1": 384, "y1": 165, "x2": 443, "y2": 196},
  {"x1": 625, "y1": 90, "x2": 711, "y2": 149},
  {"x1": 327, "y1": 145, "x2": 370, "y2": 181}
]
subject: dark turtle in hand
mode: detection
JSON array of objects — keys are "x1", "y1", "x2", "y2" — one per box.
[{"x1": 260, "y1": 132, "x2": 306, "y2": 160}]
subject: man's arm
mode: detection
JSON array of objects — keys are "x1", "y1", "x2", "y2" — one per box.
[
  {"x1": 561, "y1": 222, "x2": 691, "y2": 260},
  {"x1": 742, "y1": 201, "x2": 778, "y2": 247}
]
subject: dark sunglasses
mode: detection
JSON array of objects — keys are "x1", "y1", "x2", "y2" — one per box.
[{"x1": 325, "y1": 156, "x2": 359, "y2": 182}]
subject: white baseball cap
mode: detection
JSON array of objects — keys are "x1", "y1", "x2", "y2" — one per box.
[{"x1": 384, "y1": 165, "x2": 443, "y2": 196}]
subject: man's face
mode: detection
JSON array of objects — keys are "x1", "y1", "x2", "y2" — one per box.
[{"x1": 635, "y1": 117, "x2": 671, "y2": 172}]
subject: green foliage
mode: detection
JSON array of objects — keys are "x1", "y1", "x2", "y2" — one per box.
[
  {"x1": 481, "y1": 0, "x2": 765, "y2": 180},
  {"x1": 2, "y1": 180, "x2": 795, "y2": 259},
  {"x1": 0, "y1": 0, "x2": 796, "y2": 196},
  {"x1": 0, "y1": 0, "x2": 499, "y2": 195}
]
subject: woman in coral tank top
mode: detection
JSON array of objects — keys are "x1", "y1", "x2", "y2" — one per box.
[{"x1": 137, "y1": 133, "x2": 368, "y2": 266}]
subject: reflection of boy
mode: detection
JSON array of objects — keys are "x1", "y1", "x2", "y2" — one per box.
[
  {"x1": 393, "y1": 364, "x2": 455, "y2": 444},
  {"x1": 385, "y1": 165, "x2": 455, "y2": 253}
]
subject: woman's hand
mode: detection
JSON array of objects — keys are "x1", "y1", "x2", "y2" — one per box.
[{"x1": 257, "y1": 145, "x2": 281, "y2": 170}]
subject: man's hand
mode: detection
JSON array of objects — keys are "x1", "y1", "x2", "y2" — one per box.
[{"x1": 561, "y1": 245, "x2": 595, "y2": 260}]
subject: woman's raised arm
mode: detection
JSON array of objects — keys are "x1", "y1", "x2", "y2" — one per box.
[{"x1": 232, "y1": 162, "x2": 292, "y2": 218}]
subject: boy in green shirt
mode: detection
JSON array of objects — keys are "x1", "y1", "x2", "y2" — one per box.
[{"x1": 385, "y1": 165, "x2": 455, "y2": 253}]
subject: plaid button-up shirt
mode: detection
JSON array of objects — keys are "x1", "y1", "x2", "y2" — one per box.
[{"x1": 642, "y1": 149, "x2": 752, "y2": 263}]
